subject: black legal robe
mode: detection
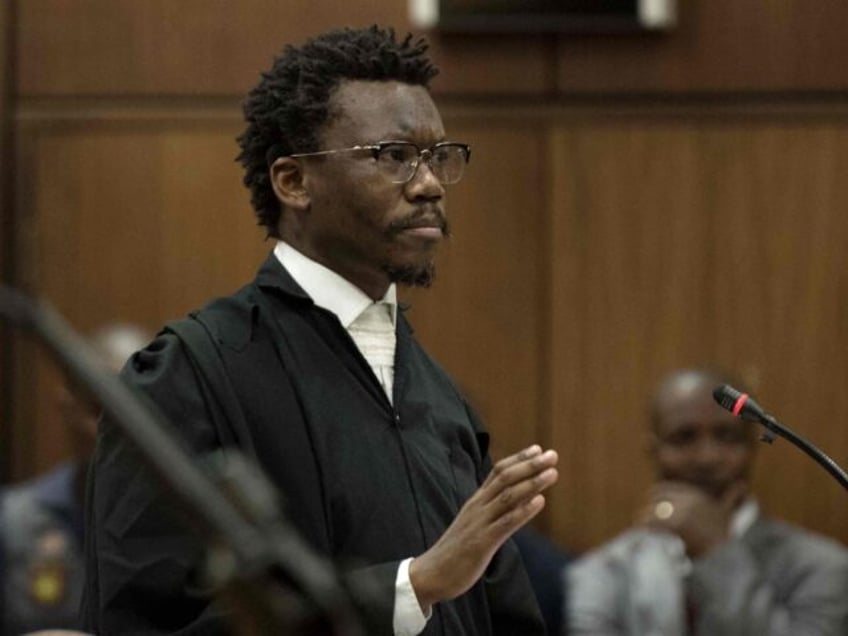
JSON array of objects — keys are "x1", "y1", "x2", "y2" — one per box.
[{"x1": 82, "y1": 254, "x2": 545, "y2": 635}]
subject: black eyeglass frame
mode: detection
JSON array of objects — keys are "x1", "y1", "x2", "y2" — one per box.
[{"x1": 286, "y1": 140, "x2": 472, "y2": 184}]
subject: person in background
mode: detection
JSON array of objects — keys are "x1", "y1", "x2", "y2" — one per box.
[
  {"x1": 566, "y1": 368, "x2": 848, "y2": 635},
  {"x1": 83, "y1": 25, "x2": 558, "y2": 635},
  {"x1": 0, "y1": 324, "x2": 150, "y2": 635}
]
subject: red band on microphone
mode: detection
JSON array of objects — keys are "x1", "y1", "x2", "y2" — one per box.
[{"x1": 732, "y1": 394, "x2": 749, "y2": 417}]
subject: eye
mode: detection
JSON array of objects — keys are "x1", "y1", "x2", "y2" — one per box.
[
  {"x1": 379, "y1": 144, "x2": 415, "y2": 164},
  {"x1": 664, "y1": 429, "x2": 696, "y2": 447},
  {"x1": 431, "y1": 146, "x2": 452, "y2": 164}
]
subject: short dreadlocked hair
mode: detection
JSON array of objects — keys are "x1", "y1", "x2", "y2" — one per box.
[{"x1": 236, "y1": 25, "x2": 439, "y2": 238}]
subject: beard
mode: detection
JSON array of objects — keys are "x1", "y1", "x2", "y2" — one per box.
[
  {"x1": 382, "y1": 214, "x2": 450, "y2": 288},
  {"x1": 384, "y1": 261, "x2": 437, "y2": 288}
]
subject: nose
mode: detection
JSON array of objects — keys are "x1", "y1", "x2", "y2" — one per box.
[{"x1": 405, "y1": 153, "x2": 445, "y2": 199}]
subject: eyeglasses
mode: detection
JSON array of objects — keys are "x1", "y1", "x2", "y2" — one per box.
[{"x1": 288, "y1": 141, "x2": 471, "y2": 185}]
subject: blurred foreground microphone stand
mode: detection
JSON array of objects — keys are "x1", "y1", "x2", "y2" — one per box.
[{"x1": 0, "y1": 285, "x2": 366, "y2": 636}]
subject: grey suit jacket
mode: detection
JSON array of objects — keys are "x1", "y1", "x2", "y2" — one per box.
[{"x1": 567, "y1": 516, "x2": 848, "y2": 636}]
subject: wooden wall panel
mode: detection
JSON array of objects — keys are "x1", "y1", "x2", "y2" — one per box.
[
  {"x1": 16, "y1": 0, "x2": 552, "y2": 98},
  {"x1": 557, "y1": 0, "x2": 848, "y2": 93},
  {"x1": 13, "y1": 107, "x2": 848, "y2": 548},
  {"x1": 13, "y1": 117, "x2": 268, "y2": 475},
  {"x1": 20, "y1": 1, "x2": 848, "y2": 98},
  {"x1": 428, "y1": 35, "x2": 554, "y2": 96},
  {"x1": 10, "y1": 0, "x2": 848, "y2": 555},
  {"x1": 548, "y1": 115, "x2": 848, "y2": 551},
  {"x1": 400, "y1": 120, "x2": 549, "y2": 462},
  {"x1": 16, "y1": 0, "x2": 409, "y2": 96}
]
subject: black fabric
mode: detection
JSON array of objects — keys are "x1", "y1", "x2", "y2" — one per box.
[{"x1": 82, "y1": 253, "x2": 544, "y2": 635}]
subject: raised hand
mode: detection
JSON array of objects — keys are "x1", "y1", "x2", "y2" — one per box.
[{"x1": 409, "y1": 445, "x2": 559, "y2": 610}]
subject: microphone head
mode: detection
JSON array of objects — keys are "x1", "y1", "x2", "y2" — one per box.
[
  {"x1": 712, "y1": 383, "x2": 765, "y2": 422},
  {"x1": 712, "y1": 384, "x2": 743, "y2": 411}
]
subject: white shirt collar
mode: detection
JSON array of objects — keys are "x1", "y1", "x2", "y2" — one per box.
[
  {"x1": 273, "y1": 240, "x2": 397, "y2": 329},
  {"x1": 730, "y1": 497, "x2": 759, "y2": 538}
]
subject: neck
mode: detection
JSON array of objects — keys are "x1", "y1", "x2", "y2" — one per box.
[{"x1": 279, "y1": 236, "x2": 391, "y2": 301}]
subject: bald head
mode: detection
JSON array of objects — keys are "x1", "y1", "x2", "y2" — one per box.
[
  {"x1": 650, "y1": 369, "x2": 742, "y2": 430},
  {"x1": 60, "y1": 323, "x2": 152, "y2": 460},
  {"x1": 88, "y1": 323, "x2": 151, "y2": 373}
]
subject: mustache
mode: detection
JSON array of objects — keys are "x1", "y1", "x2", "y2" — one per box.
[{"x1": 388, "y1": 209, "x2": 450, "y2": 237}]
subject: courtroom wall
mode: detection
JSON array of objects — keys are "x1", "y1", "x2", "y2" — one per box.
[{"x1": 6, "y1": 0, "x2": 848, "y2": 550}]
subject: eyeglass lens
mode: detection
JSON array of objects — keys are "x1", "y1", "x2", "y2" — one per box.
[{"x1": 376, "y1": 143, "x2": 468, "y2": 184}]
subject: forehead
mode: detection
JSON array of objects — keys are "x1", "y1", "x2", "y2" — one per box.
[
  {"x1": 323, "y1": 80, "x2": 444, "y2": 143},
  {"x1": 654, "y1": 375, "x2": 737, "y2": 432}
]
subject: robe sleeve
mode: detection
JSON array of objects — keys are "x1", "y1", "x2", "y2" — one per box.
[
  {"x1": 82, "y1": 332, "x2": 232, "y2": 634},
  {"x1": 82, "y1": 331, "x2": 402, "y2": 635}
]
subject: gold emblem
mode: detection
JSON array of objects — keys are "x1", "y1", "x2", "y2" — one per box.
[{"x1": 28, "y1": 530, "x2": 68, "y2": 605}]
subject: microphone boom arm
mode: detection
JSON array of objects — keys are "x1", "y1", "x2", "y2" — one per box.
[
  {"x1": 713, "y1": 384, "x2": 848, "y2": 491},
  {"x1": 758, "y1": 412, "x2": 848, "y2": 490}
]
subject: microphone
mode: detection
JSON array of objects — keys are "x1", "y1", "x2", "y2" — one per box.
[
  {"x1": 712, "y1": 383, "x2": 848, "y2": 490},
  {"x1": 712, "y1": 384, "x2": 769, "y2": 424}
]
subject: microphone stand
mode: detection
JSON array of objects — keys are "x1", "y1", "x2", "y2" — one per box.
[
  {"x1": 756, "y1": 412, "x2": 848, "y2": 491},
  {"x1": 0, "y1": 285, "x2": 365, "y2": 635}
]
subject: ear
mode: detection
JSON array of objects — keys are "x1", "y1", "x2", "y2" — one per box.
[{"x1": 270, "y1": 157, "x2": 311, "y2": 211}]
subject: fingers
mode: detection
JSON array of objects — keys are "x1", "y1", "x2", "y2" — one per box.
[
  {"x1": 485, "y1": 445, "x2": 557, "y2": 485},
  {"x1": 639, "y1": 481, "x2": 705, "y2": 530},
  {"x1": 502, "y1": 492, "x2": 548, "y2": 530},
  {"x1": 483, "y1": 446, "x2": 558, "y2": 493},
  {"x1": 484, "y1": 444, "x2": 544, "y2": 481},
  {"x1": 480, "y1": 446, "x2": 558, "y2": 520},
  {"x1": 640, "y1": 480, "x2": 737, "y2": 556},
  {"x1": 648, "y1": 479, "x2": 748, "y2": 513}
]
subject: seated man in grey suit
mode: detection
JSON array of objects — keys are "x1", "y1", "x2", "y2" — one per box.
[{"x1": 567, "y1": 368, "x2": 848, "y2": 635}]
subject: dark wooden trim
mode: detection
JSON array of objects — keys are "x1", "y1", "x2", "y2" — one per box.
[{"x1": 13, "y1": 92, "x2": 848, "y2": 127}]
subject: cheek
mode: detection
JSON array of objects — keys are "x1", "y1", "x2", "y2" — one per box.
[
  {"x1": 353, "y1": 193, "x2": 407, "y2": 240},
  {"x1": 313, "y1": 184, "x2": 387, "y2": 235},
  {"x1": 725, "y1": 448, "x2": 753, "y2": 473},
  {"x1": 332, "y1": 170, "x2": 395, "y2": 215}
]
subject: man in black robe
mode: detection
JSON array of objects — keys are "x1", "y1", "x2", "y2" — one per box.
[{"x1": 82, "y1": 25, "x2": 558, "y2": 636}]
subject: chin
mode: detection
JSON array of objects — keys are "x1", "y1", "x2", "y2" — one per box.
[
  {"x1": 694, "y1": 480, "x2": 732, "y2": 500},
  {"x1": 385, "y1": 261, "x2": 436, "y2": 288},
  {"x1": 668, "y1": 475, "x2": 725, "y2": 499}
]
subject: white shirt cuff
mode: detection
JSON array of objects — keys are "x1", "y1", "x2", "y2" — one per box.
[{"x1": 393, "y1": 557, "x2": 431, "y2": 636}]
